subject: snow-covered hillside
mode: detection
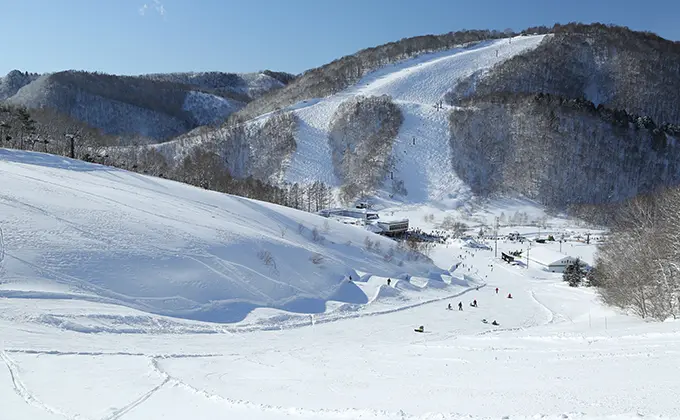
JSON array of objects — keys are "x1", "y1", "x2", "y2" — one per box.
[
  {"x1": 0, "y1": 149, "x2": 463, "y2": 327},
  {"x1": 281, "y1": 35, "x2": 546, "y2": 202},
  {"x1": 2, "y1": 179, "x2": 679, "y2": 418}
]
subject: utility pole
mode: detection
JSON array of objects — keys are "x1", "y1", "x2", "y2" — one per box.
[
  {"x1": 65, "y1": 133, "x2": 75, "y2": 159},
  {"x1": 527, "y1": 242, "x2": 531, "y2": 269},
  {"x1": 494, "y1": 216, "x2": 499, "y2": 258}
]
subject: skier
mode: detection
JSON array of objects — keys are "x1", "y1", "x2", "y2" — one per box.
[
  {"x1": 387, "y1": 278, "x2": 391, "y2": 286},
  {"x1": 447, "y1": 303, "x2": 452, "y2": 310},
  {"x1": 507, "y1": 293, "x2": 513, "y2": 299},
  {"x1": 458, "y1": 301, "x2": 463, "y2": 311},
  {"x1": 492, "y1": 320, "x2": 499, "y2": 326},
  {"x1": 495, "y1": 287, "x2": 499, "y2": 294},
  {"x1": 414, "y1": 325, "x2": 425, "y2": 333},
  {"x1": 473, "y1": 299, "x2": 478, "y2": 307}
]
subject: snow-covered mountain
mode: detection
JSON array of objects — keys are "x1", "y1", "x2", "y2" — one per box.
[
  {"x1": 0, "y1": 70, "x2": 41, "y2": 100},
  {"x1": 1, "y1": 70, "x2": 291, "y2": 141},
  {"x1": 157, "y1": 25, "x2": 680, "y2": 209},
  {"x1": 155, "y1": 35, "x2": 547, "y2": 204}
]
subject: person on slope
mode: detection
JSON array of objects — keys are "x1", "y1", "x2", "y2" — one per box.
[
  {"x1": 447, "y1": 303, "x2": 452, "y2": 310},
  {"x1": 458, "y1": 301, "x2": 463, "y2": 311},
  {"x1": 495, "y1": 287, "x2": 499, "y2": 294},
  {"x1": 492, "y1": 320, "x2": 499, "y2": 326},
  {"x1": 507, "y1": 293, "x2": 513, "y2": 299},
  {"x1": 472, "y1": 299, "x2": 477, "y2": 307},
  {"x1": 387, "y1": 278, "x2": 391, "y2": 286}
]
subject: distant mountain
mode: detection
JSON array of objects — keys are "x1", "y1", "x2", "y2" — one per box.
[
  {"x1": 141, "y1": 70, "x2": 294, "y2": 102},
  {"x1": 0, "y1": 70, "x2": 40, "y2": 100},
  {"x1": 2, "y1": 70, "x2": 292, "y2": 141}
]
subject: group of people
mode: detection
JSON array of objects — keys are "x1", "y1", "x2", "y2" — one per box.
[{"x1": 434, "y1": 286, "x2": 511, "y2": 331}]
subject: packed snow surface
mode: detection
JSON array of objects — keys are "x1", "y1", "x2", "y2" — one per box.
[{"x1": 1, "y1": 150, "x2": 678, "y2": 419}]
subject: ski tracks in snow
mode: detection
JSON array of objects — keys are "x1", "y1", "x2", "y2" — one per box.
[
  {"x1": 100, "y1": 358, "x2": 170, "y2": 420},
  {"x1": 1, "y1": 350, "x2": 74, "y2": 419},
  {"x1": 1, "y1": 349, "x2": 222, "y2": 420}
]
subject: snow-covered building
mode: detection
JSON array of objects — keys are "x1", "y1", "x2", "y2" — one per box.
[
  {"x1": 317, "y1": 208, "x2": 408, "y2": 235},
  {"x1": 318, "y1": 208, "x2": 379, "y2": 222},
  {"x1": 527, "y1": 247, "x2": 583, "y2": 273},
  {"x1": 376, "y1": 219, "x2": 409, "y2": 236}
]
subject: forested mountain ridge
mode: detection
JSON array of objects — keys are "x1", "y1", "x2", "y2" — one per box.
[
  {"x1": 113, "y1": 24, "x2": 680, "y2": 210},
  {"x1": 447, "y1": 23, "x2": 680, "y2": 126},
  {"x1": 3, "y1": 23, "x2": 680, "y2": 214},
  {"x1": 449, "y1": 93, "x2": 680, "y2": 207},
  {"x1": 1, "y1": 69, "x2": 292, "y2": 141}
]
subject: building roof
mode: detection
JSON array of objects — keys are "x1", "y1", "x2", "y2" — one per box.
[{"x1": 528, "y1": 246, "x2": 574, "y2": 266}]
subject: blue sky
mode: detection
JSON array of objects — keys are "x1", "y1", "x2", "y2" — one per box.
[{"x1": 2, "y1": 0, "x2": 679, "y2": 76}]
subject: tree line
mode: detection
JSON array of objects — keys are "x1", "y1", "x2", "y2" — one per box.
[
  {"x1": 447, "y1": 22, "x2": 680, "y2": 126},
  {"x1": 448, "y1": 92, "x2": 680, "y2": 208},
  {"x1": 594, "y1": 186, "x2": 680, "y2": 320},
  {"x1": 0, "y1": 103, "x2": 333, "y2": 213}
]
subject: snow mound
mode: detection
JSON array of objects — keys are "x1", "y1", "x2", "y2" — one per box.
[{"x1": 0, "y1": 149, "x2": 451, "y2": 324}]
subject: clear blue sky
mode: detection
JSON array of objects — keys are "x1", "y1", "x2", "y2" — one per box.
[{"x1": 3, "y1": 0, "x2": 679, "y2": 76}]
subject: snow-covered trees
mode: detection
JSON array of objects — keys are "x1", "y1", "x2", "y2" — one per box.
[
  {"x1": 448, "y1": 93, "x2": 680, "y2": 207},
  {"x1": 447, "y1": 23, "x2": 680, "y2": 126},
  {"x1": 328, "y1": 95, "x2": 403, "y2": 204},
  {"x1": 0, "y1": 103, "x2": 120, "y2": 156},
  {"x1": 562, "y1": 258, "x2": 584, "y2": 287},
  {"x1": 595, "y1": 189, "x2": 680, "y2": 320}
]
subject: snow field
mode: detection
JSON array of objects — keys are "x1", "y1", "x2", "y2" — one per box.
[{"x1": 2, "y1": 232, "x2": 679, "y2": 419}]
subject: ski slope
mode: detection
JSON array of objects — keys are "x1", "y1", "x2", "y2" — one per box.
[
  {"x1": 0, "y1": 150, "x2": 677, "y2": 418},
  {"x1": 281, "y1": 35, "x2": 547, "y2": 202},
  {"x1": 2, "y1": 220, "x2": 679, "y2": 419},
  {"x1": 0, "y1": 148, "x2": 464, "y2": 328}
]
